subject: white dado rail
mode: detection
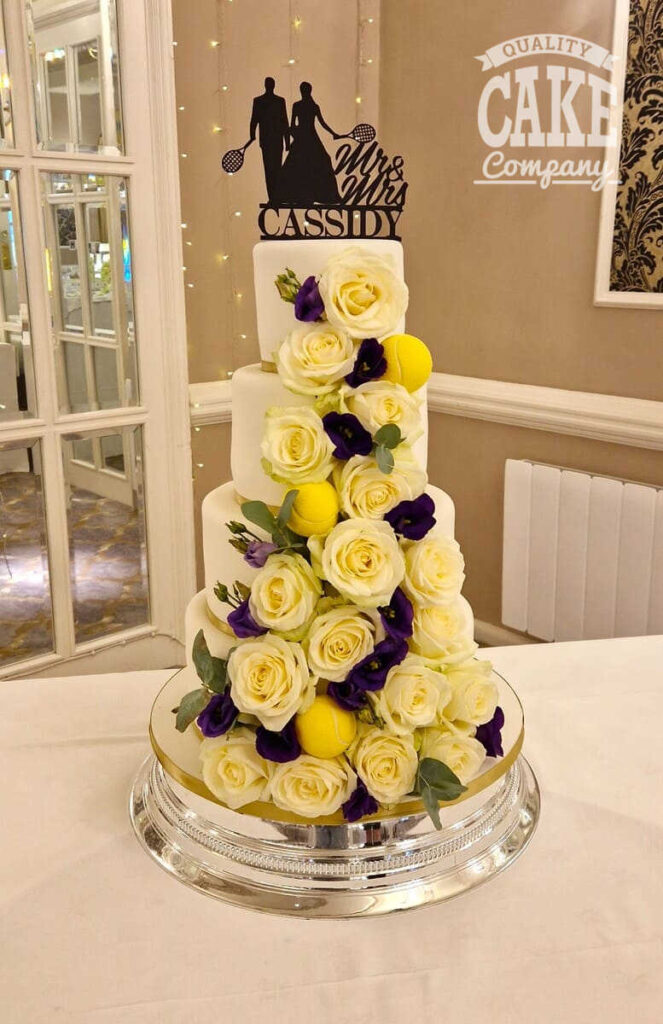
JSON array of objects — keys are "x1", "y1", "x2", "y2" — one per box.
[{"x1": 189, "y1": 374, "x2": 663, "y2": 450}]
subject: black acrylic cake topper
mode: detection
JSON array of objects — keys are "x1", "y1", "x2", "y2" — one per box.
[{"x1": 221, "y1": 77, "x2": 407, "y2": 240}]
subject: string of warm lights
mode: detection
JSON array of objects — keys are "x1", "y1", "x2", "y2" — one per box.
[{"x1": 178, "y1": 0, "x2": 379, "y2": 476}]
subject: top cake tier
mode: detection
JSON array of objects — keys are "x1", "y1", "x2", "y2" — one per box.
[{"x1": 253, "y1": 239, "x2": 405, "y2": 363}]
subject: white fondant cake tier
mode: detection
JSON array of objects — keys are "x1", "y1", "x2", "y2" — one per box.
[
  {"x1": 184, "y1": 589, "x2": 237, "y2": 664},
  {"x1": 201, "y1": 478, "x2": 456, "y2": 623},
  {"x1": 253, "y1": 239, "x2": 405, "y2": 363},
  {"x1": 202, "y1": 481, "x2": 262, "y2": 621},
  {"x1": 231, "y1": 363, "x2": 428, "y2": 506}
]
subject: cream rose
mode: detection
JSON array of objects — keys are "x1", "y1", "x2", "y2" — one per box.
[
  {"x1": 352, "y1": 726, "x2": 418, "y2": 804},
  {"x1": 262, "y1": 406, "x2": 333, "y2": 485},
  {"x1": 372, "y1": 655, "x2": 452, "y2": 736},
  {"x1": 410, "y1": 598, "x2": 478, "y2": 664},
  {"x1": 277, "y1": 323, "x2": 358, "y2": 396},
  {"x1": 305, "y1": 605, "x2": 381, "y2": 681},
  {"x1": 249, "y1": 552, "x2": 321, "y2": 635},
  {"x1": 341, "y1": 381, "x2": 423, "y2": 444},
  {"x1": 419, "y1": 729, "x2": 486, "y2": 785},
  {"x1": 270, "y1": 754, "x2": 356, "y2": 818},
  {"x1": 228, "y1": 635, "x2": 315, "y2": 732},
  {"x1": 336, "y1": 448, "x2": 427, "y2": 520},
  {"x1": 199, "y1": 728, "x2": 271, "y2": 809},
  {"x1": 309, "y1": 518, "x2": 405, "y2": 607},
  {"x1": 403, "y1": 535, "x2": 465, "y2": 607},
  {"x1": 317, "y1": 247, "x2": 408, "y2": 339},
  {"x1": 444, "y1": 659, "x2": 498, "y2": 726}
]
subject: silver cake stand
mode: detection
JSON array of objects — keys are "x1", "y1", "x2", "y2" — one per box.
[{"x1": 129, "y1": 669, "x2": 540, "y2": 918}]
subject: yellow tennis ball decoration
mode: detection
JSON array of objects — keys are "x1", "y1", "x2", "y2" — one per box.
[
  {"x1": 295, "y1": 695, "x2": 357, "y2": 759},
  {"x1": 288, "y1": 481, "x2": 339, "y2": 537},
  {"x1": 381, "y1": 334, "x2": 433, "y2": 393}
]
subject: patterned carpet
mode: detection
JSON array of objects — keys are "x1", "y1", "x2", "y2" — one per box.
[{"x1": 0, "y1": 472, "x2": 149, "y2": 667}]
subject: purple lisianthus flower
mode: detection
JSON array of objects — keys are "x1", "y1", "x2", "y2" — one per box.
[
  {"x1": 322, "y1": 411, "x2": 373, "y2": 460},
  {"x1": 327, "y1": 680, "x2": 367, "y2": 711},
  {"x1": 244, "y1": 540, "x2": 277, "y2": 568},
  {"x1": 345, "y1": 338, "x2": 387, "y2": 388},
  {"x1": 255, "y1": 720, "x2": 301, "y2": 763},
  {"x1": 342, "y1": 777, "x2": 379, "y2": 823},
  {"x1": 197, "y1": 691, "x2": 239, "y2": 738},
  {"x1": 378, "y1": 587, "x2": 414, "y2": 641},
  {"x1": 385, "y1": 493, "x2": 437, "y2": 541},
  {"x1": 227, "y1": 598, "x2": 267, "y2": 639},
  {"x1": 475, "y1": 706, "x2": 505, "y2": 758},
  {"x1": 347, "y1": 636, "x2": 409, "y2": 692},
  {"x1": 294, "y1": 275, "x2": 324, "y2": 322}
]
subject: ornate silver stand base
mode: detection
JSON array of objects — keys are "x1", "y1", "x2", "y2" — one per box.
[{"x1": 129, "y1": 753, "x2": 540, "y2": 918}]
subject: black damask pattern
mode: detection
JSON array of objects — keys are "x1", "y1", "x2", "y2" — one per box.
[{"x1": 610, "y1": 0, "x2": 663, "y2": 291}]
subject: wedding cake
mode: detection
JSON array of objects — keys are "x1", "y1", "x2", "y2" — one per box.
[{"x1": 174, "y1": 237, "x2": 507, "y2": 826}]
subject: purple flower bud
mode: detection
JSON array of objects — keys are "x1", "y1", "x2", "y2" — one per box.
[
  {"x1": 294, "y1": 275, "x2": 324, "y2": 322},
  {"x1": 227, "y1": 598, "x2": 267, "y2": 639},
  {"x1": 322, "y1": 411, "x2": 373, "y2": 460},
  {"x1": 342, "y1": 777, "x2": 379, "y2": 822},
  {"x1": 244, "y1": 540, "x2": 278, "y2": 568},
  {"x1": 385, "y1": 493, "x2": 436, "y2": 541},
  {"x1": 255, "y1": 719, "x2": 302, "y2": 763},
  {"x1": 345, "y1": 338, "x2": 387, "y2": 388},
  {"x1": 196, "y1": 691, "x2": 239, "y2": 738},
  {"x1": 327, "y1": 680, "x2": 367, "y2": 711},
  {"x1": 378, "y1": 587, "x2": 414, "y2": 641},
  {"x1": 475, "y1": 706, "x2": 505, "y2": 758},
  {"x1": 347, "y1": 636, "x2": 409, "y2": 692}
]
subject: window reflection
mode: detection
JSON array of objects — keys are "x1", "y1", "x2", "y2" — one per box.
[
  {"x1": 0, "y1": 439, "x2": 53, "y2": 667},
  {"x1": 42, "y1": 172, "x2": 138, "y2": 414},
  {"x1": 0, "y1": 171, "x2": 36, "y2": 423},
  {"x1": 0, "y1": 2, "x2": 13, "y2": 147},
  {"x1": 62, "y1": 425, "x2": 149, "y2": 645},
  {"x1": 26, "y1": 0, "x2": 124, "y2": 154}
]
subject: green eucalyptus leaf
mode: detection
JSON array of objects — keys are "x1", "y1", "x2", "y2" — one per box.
[
  {"x1": 375, "y1": 444, "x2": 394, "y2": 475},
  {"x1": 241, "y1": 500, "x2": 277, "y2": 536},
  {"x1": 419, "y1": 783, "x2": 443, "y2": 830},
  {"x1": 192, "y1": 629, "x2": 228, "y2": 692},
  {"x1": 374, "y1": 423, "x2": 402, "y2": 449},
  {"x1": 277, "y1": 489, "x2": 299, "y2": 528},
  {"x1": 418, "y1": 758, "x2": 466, "y2": 796},
  {"x1": 174, "y1": 687, "x2": 208, "y2": 732}
]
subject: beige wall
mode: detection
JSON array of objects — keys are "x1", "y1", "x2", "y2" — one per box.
[
  {"x1": 176, "y1": 0, "x2": 663, "y2": 633},
  {"x1": 380, "y1": 0, "x2": 663, "y2": 402}
]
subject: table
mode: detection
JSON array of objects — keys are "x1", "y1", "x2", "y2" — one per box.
[{"x1": 2, "y1": 635, "x2": 663, "y2": 1024}]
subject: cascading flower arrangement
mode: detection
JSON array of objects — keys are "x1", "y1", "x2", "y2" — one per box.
[{"x1": 174, "y1": 247, "x2": 504, "y2": 827}]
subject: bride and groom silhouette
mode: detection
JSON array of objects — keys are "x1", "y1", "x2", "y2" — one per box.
[{"x1": 249, "y1": 78, "x2": 340, "y2": 207}]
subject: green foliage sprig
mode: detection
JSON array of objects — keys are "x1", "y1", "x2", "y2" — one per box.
[
  {"x1": 373, "y1": 424, "x2": 402, "y2": 475},
  {"x1": 415, "y1": 757, "x2": 468, "y2": 830}
]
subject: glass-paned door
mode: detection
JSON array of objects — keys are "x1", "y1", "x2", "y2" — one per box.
[{"x1": 0, "y1": 0, "x2": 194, "y2": 677}]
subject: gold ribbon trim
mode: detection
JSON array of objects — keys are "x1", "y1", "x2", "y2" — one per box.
[
  {"x1": 234, "y1": 489, "x2": 280, "y2": 515},
  {"x1": 261, "y1": 360, "x2": 277, "y2": 373},
  {"x1": 150, "y1": 723, "x2": 525, "y2": 828},
  {"x1": 205, "y1": 604, "x2": 234, "y2": 636}
]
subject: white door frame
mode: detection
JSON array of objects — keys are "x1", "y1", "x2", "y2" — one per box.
[{"x1": 0, "y1": 0, "x2": 194, "y2": 678}]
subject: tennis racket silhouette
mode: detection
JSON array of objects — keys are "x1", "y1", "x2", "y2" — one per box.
[
  {"x1": 339, "y1": 123, "x2": 376, "y2": 144},
  {"x1": 221, "y1": 140, "x2": 252, "y2": 174}
]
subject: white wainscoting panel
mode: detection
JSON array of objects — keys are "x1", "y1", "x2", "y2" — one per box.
[{"x1": 503, "y1": 460, "x2": 663, "y2": 641}]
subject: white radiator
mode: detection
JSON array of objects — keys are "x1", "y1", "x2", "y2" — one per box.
[{"x1": 502, "y1": 460, "x2": 663, "y2": 641}]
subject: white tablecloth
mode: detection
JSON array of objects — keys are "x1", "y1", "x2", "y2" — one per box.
[{"x1": 2, "y1": 636, "x2": 663, "y2": 1024}]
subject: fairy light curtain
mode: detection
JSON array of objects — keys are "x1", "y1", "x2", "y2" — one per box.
[{"x1": 172, "y1": 0, "x2": 380, "y2": 384}]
